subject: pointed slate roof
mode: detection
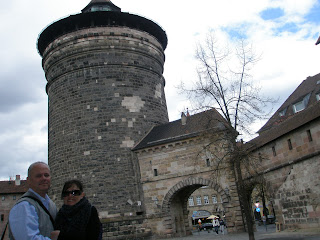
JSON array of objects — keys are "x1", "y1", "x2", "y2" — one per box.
[
  {"x1": 38, "y1": 1, "x2": 167, "y2": 56},
  {"x1": 132, "y1": 109, "x2": 231, "y2": 151}
]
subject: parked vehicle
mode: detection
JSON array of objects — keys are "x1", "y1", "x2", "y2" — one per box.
[{"x1": 199, "y1": 223, "x2": 213, "y2": 231}]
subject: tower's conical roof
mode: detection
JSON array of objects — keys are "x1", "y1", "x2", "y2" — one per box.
[
  {"x1": 37, "y1": 0, "x2": 167, "y2": 56},
  {"x1": 82, "y1": 0, "x2": 121, "y2": 13}
]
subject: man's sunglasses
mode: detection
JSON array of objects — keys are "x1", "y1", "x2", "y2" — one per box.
[{"x1": 61, "y1": 190, "x2": 82, "y2": 198}]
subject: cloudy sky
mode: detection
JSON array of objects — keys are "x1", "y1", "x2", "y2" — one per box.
[{"x1": 0, "y1": 0, "x2": 319, "y2": 180}]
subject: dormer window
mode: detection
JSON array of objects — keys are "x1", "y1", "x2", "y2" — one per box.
[
  {"x1": 279, "y1": 108, "x2": 287, "y2": 117},
  {"x1": 293, "y1": 101, "x2": 304, "y2": 113},
  {"x1": 292, "y1": 93, "x2": 310, "y2": 113}
]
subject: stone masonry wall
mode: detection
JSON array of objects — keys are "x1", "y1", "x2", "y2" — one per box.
[
  {"x1": 251, "y1": 118, "x2": 320, "y2": 229},
  {"x1": 41, "y1": 25, "x2": 169, "y2": 232},
  {"x1": 135, "y1": 135, "x2": 244, "y2": 238}
]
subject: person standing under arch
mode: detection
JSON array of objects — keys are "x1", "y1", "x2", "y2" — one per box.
[{"x1": 212, "y1": 217, "x2": 220, "y2": 235}]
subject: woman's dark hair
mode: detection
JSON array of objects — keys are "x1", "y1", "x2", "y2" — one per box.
[{"x1": 61, "y1": 179, "x2": 84, "y2": 199}]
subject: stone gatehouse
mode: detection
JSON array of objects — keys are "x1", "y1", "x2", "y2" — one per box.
[{"x1": 133, "y1": 110, "x2": 244, "y2": 237}]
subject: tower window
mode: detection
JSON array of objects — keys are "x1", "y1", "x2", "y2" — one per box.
[
  {"x1": 153, "y1": 169, "x2": 158, "y2": 176},
  {"x1": 272, "y1": 146, "x2": 276, "y2": 156},
  {"x1": 307, "y1": 130, "x2": 313, "y2": 142},
  {"x1": 206, "y1": 159, "x2": 210, "y2": 167},
  {"x1": 287, "y1": 139, "x2": 292, "y2": 150}
]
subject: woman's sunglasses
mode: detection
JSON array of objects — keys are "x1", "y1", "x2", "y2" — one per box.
[{"x1": 61, "y1": 190, "x2": 82, "y2": 198}]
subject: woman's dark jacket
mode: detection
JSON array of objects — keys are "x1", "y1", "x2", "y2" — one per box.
[{"x1": 54, "y1": 197, "x2": 101, "y2": 240}]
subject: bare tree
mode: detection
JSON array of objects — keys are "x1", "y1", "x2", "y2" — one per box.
[{"x1": 179, "y1": 32, "x2": 276, "y2": 240}]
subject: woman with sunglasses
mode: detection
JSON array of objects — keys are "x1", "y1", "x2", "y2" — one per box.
[{"x1": 54, "y1": 179, "x2": 102, "y2": 240}]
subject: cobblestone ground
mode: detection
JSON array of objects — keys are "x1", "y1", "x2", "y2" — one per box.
[{"x1": 158, "y1": 224, "x2": 320, "y2": 240}]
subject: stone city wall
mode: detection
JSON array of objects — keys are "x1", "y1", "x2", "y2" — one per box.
[{"x1": 251, "y1": 118, "x2": 320, "y2": 229}]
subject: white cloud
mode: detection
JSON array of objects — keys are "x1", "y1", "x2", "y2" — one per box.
[{"x1": 0, "y1": 0, "x2": 319, "y2": 179}]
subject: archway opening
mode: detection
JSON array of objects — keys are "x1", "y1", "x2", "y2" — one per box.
[
  {"x1": 161, "y1": 178, "x2": 229, "y2": 237},
  {"x1": 250, "y1": 182, "x2": 276, "y2": 225}
]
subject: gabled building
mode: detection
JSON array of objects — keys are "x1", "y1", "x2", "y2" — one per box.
[
  {"x1": 132, "y1": 110, "x2": 243, "y2": 237},
  {"x1": 248, "y1": 73, "x2": 320, "y2": 230},
  {"x1": 0, "y1": 176, "x2": 28, "y2": 240}
]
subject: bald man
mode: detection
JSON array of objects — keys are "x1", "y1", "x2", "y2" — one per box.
[{"x1": 9, "y1": 162, "x2": 59, "y2": 240}]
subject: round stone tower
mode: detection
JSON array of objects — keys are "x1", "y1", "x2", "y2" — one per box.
[{"x1": 37, "y1": 0, "x2": 168, "y2": 238}]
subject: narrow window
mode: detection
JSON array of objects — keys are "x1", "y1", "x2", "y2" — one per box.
[
  {"x1": 188, "y1": 197, "x2": 194, "y2": 206},
  {"x1": 153, "y1": 169, "x2": 158, "y2": 176},
  {"x1": 206, "y1": 159, "x2": 210, "y2": 167},
  {"x1": 204, "y1": 195, "x2": 209, "y2": 205},
  {"x1": 258, "y1": 153, "x2": 262, "y2": 162},
  {"x1": 1, "y1": 196, "x2": 5, "y2": 201},
  {"x1": 196, "y1": 196, "x2": 202, "y2": 205},
  {"x1": 1, "y1": 214, "x2": 4, "y2": 221},
  {"x1": 287, "y1": 139, "x2": 292, "y2": 150},
  {"x1": 272, "y1": 146, "x2": 276, "y2": 156},
  {"x1": 13, "y1": 195, "x2": 16, "y2": 200},
  {"x1": 307, "y1": 130, "x2": 313, "y2": 142}
]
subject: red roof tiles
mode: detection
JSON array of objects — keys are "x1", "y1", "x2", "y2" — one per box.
[{"x1": 0, "y1": 180, "x2": 28, "y2": 194}]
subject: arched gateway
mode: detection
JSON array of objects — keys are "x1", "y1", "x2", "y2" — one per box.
[
  {"x1": 133, "y1": 111, "x2": 245, "y2": 238},
  {"x1": 161, "y1": 177, "x2": 230, "y2": 237}
]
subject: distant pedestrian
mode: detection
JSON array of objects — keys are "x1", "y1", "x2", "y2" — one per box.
[
  {"x1": 197, "y1": 219, "x2": 202, "y2": 232},
  {"x1": 262, "y1": 214, "x2": 267, "y2": 231},
  {"x1": 219, "y1": 218, "x2": 225, "y2": 234},
  {"x1": 212, "y1": 217, "x2": 220, "y2": 235}
]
